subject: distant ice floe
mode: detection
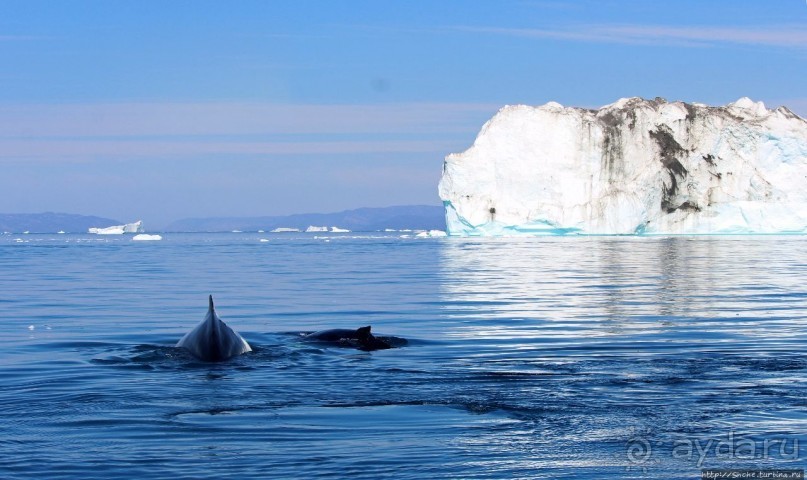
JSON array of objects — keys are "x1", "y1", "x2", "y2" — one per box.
[
  {"x1": 259, "y1": 239, "x2": 269, "y2": 243},
  {"x1": 132, "y1": 234, "x2": 162, "y2": 241},
  {"x1": 330, "y1": 226, "x2": 350, "y2": 233},
  {"x1": 89, "y1": 220, "x2": 144, "y2": 235},
  {"x1": 416, "y1": 230, "x2": 448, "y2": 238},
  {"x1": 305, "y1": 226, "x2": 329, "y2": 232},
  {"x1": 272, "y1": 227, "x2": 301, "y2": 233}
]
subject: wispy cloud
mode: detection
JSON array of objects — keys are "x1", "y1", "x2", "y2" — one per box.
[
  {"x1": 0, "y1": 102, "x2": 495, "y2": 138},
  {"x1": 0, "y1": 138, "x2": 459, "y2": 159},
  {"x1": 452, "y1": 24, "x2": 807, "y2": 48},
  {"x1": 0, "y1": 102, "x2": 496, "y2": 161},
  {"x1": 0, "y1": 34, "x2": 52, "y2": 41},
  {"x1": 515, "y1": 1, "x2": 584, "y2": 11}
]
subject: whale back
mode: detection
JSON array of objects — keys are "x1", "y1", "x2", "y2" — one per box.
[
  {"x1": 176, "y1": 295, "x2": 252, "y2": 361},
  {"x1": 304, "y1": 325, "x2": 392, "y2": 351},
  {"x1": 305, "y1": 328, "x2": 363, "y2": 342}
]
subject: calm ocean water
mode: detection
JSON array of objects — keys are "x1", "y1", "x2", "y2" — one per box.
[{"x1": 1, "y1": 233, "x2": 805, "y2": 479}]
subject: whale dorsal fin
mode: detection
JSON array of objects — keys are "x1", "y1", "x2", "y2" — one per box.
[
  {"x1": 357, "y1": 326, "x2": 372, "y2": 338},
  {"x1": 209, "y1": 295, "x2": 214, "y2": 311}
]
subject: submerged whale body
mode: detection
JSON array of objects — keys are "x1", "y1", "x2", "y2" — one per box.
[
  {"x1": 176, "y1": 295, "x2": 252, "y2": 361},
  {"x1": 304, "y1": 325, "x2": 395, "y2": 351}
]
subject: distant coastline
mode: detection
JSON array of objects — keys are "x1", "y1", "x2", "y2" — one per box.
[
  {"x1": 0, "y1": 212, "x2": 122, "y2": 234},
  {"x1": 0, "y1": 205, "x2": 445, "y2": 234},
  {"x1": 163, "y1": 205, "x2": 445, "y2": 233}
]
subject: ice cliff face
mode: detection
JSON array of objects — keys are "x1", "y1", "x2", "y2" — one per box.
[{"x1": 438, "y1": 97, "x2": 807, "y2": 235}]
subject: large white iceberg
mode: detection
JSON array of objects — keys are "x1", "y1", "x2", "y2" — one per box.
[
  {"x1": 438, "y1": 97, "x2": 807, "y2": 235},
  {"x1": 88, "y1": 220, "x2": 144, "y2": 235}
]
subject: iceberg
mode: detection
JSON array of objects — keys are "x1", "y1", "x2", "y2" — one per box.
[
  {"x1": 272, "y1": 227, "x2": 301, "y2": 233},
  {"x1": 132, "y1": 234, "x2": 162, "y2": 241},
  {"x1": 438, "y1": 97, "x2": 807, "y2": 235},
  {"x1": 416, "y1": 230, "x2": 448, "y2": 238},
  {"x1": 330, "y1": 226, "x2": 351, "y2": 233},
  {"x1": 305, "y1": 226, "x2": 329, "y2": 233},
  {"x1": 89, "y1": 220, "x2": 144, "y2": 235}
]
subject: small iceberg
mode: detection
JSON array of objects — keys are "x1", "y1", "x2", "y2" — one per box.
[
  {"x1": 89, "y1": 220, "x2": 144, "y2": 235},
  {"x1": 416, "y1": 230, "x2": 448, "y2": 238},
  {"x1": 90, "y1": 226, "x2": 125, "y2": 235},
  {"x1": 272, "y1": 227, "x2": 301, "y2": 233},
  {"x1": 305, "y1": 226, "x2": 329, "y2": 233},
  {"x1": 330, "y1": 226, "x2": 350, "y2": 233},
  {"x1": 132, "y1": 234, "x2": 162, "y2": 241}
]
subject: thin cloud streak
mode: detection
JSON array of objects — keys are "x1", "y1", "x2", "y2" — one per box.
[
  {"x1": 0, "y1": 101, "x2": 494, "y2": 162},
  {"x1": 0, "y1": 34, "x2": 53, "y2": 41},
  {"x1": 452, "y1": 24, "x2": 807, "y2": 48},
  {"x1": 0, "y1": 138, "x2": 458, "y2": 159},
  {"x1": 0, "y1": 102, "x2": 497, "y2": 138}
]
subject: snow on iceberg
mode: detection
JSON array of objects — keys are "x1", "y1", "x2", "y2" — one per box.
[
  {"x1": 438, "y1": 97, "x2": 807, "y2": 235},
  {"x1": 89, "y1": 220, "x2": 144, "y2": 235},
  {"x1": 132, "y1": 234, "x2": 162, "y2": 241}
]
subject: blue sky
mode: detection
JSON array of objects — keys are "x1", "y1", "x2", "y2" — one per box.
[{"x1": 1, "y1": 0, "x2": 806, "y2": 227}]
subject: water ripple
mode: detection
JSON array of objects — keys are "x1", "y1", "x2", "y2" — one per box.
[{"x1": 0, "y1": 234, "x2": 805, "y2": 478}]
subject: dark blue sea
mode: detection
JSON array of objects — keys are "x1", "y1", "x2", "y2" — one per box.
[{"x1": 1, "y1": 233, "x2": 805, "y2": 479}]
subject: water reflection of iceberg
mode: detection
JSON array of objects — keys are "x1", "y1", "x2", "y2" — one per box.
[{"x1": 437, "y1": 237, "x2": 807, "y2": 348}]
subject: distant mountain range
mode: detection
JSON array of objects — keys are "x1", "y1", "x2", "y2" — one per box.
[
  {"x1": 0, "y1": 206, "x2": 446, "y2": 233},
  {"x1": 164, "y1": 205, "x2": 446, "y2": 232},
  {"x1": 0, "y1": 212, "x2": 121, "y2": 233}
]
